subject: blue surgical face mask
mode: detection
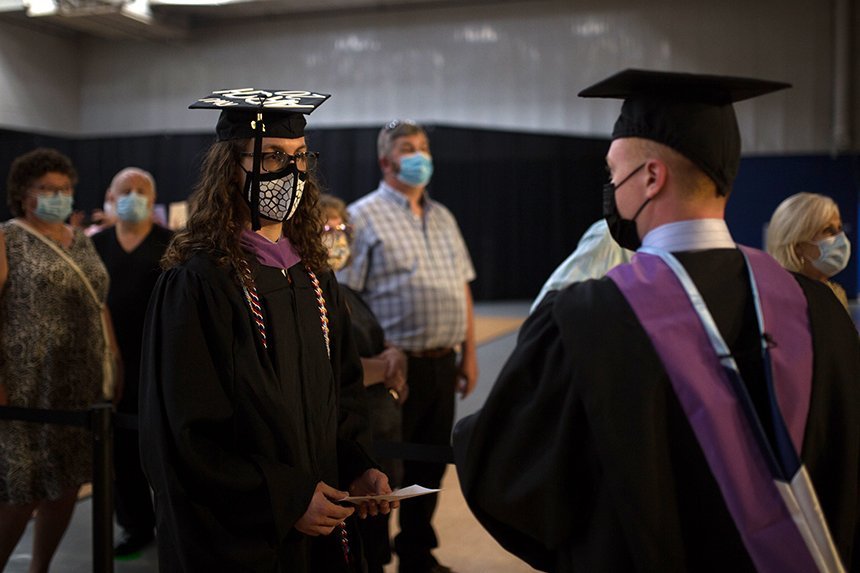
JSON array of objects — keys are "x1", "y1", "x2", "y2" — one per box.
[
  {"x1": 396, "y1": 152, "x2": 434, "y2": 187},
  {"x1": 810, "y1": 232, "x2": 851, "y2": 277},
  {"x1": 34, "y1": 194, "x2": 74, "y2": 223},
  {"x1": 116, "y1": 191, "x2": 151, "y2": 222}
]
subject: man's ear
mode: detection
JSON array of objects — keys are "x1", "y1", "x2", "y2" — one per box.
[
  {"x1": 379, "y1": 156, "x2": 393, "y2": 173},
  {"x1": 644, "y1": 159, "x2": 668, "y2": 199}
]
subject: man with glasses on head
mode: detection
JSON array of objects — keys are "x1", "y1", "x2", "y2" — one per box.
[
  {"x1": 338, "y1": 120, "x2": 477, "y2": 573},
  {"x1": 453, "y1": 70, "x2": 859, "y2": 572}
]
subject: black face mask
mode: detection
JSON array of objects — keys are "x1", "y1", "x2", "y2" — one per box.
[
  {"x1": 602, "y1": 163, "x2": 650, "y2": 251},
  {"x1": 241, "y1": 162, "x2": 307, "y2": 223}
]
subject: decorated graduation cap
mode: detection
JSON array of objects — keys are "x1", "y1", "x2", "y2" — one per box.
[
  {"x1": 578, "y1": 69, "x2": 791, "y2": 195},
  {"x1": 190, "y1": 88, "x2": 331, "y2": 229}
]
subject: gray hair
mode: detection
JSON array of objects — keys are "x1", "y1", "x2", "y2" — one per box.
[
  {"x1": 377, "y1": 119, "x2": 427, "y2": 160},
  {"x1": 109, "y1": 167, "x2": 156, "y2": 197}
]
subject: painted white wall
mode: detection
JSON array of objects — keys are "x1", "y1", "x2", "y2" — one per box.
[
  {"x1": 0, "y1": 20, "x2": 81, "y2": 133},
  {"x1": 1, "y1": 0, "x2": 856, "y2": 153}
]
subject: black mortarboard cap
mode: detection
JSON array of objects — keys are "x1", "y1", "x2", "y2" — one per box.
[
  {"x1": 189, "y1": 88, "x2": 331, "y2": 141},
  {"x1": 578, "y1": 69, "x2": 791, "y2": 195},
  {"x1": 190, "y1": 88, "x2": 330, "y2": 230}
]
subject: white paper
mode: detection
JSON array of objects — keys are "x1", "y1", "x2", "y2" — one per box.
[{"x1": 341, "y1": 485, "x2": 440, "y2": 504}]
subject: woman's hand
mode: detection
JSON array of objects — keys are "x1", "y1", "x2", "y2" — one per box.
[
  {"x1": 349, "y1": 468, "x2": 398, "y2": 518},
  {"x1": 295, "y1": 482, "x2": 354, "y2": 536}
]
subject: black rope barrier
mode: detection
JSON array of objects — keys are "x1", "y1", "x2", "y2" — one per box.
[
  {"x1": 90, "y1": 403, "x2": 114, "y2": 573},
  {"x1": 0, "y1": 404, "x2": 456, "y2": 573},
  {"x1": 0, "y1": 404, "x2": 89, "y2": 427},
  {"x1": 113, "y1": 412, "x2": 140, "y2": 431},
  {"x1": 0, "y1": 402, "x2": 115, "y2": 573},
  {"x1": 84, "y1": 411, "x2": 457, "y2": 464}
]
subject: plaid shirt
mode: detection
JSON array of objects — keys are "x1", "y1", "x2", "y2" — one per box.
[{"x1": 337, "y1": 183, "x2": 476, "y2": 351}]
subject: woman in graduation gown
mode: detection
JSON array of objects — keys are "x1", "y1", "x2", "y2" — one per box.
[{"x1": 139, "y1": 89, "x2": 394, "y2": 573}]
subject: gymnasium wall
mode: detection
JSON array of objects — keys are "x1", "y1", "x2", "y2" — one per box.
[{"x1": 0, "y1": 0, "x2": 856, "y2": 298}]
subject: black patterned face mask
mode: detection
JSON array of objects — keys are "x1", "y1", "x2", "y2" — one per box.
[{"x1": 242, "y1": 163, "x2": 306, "y2": 223}]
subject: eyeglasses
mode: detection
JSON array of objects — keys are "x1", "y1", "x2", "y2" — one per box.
[
  {"x1": 29, "y1": 184, "x2": 74, "y2": 196},
  {"x1": 384, "y1": 119, "x2": 419, "y2": 132},
  {"x1": 323, "y1": 222, "x2": 352, "y2": 236},
  {"x1": 240, "y1": 150, "x2": 319, "y2": 173}
]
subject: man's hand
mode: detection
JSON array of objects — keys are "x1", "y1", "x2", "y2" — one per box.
[
  {"x1": 295, "y1": 482, "x2": 354, "y2": 536},
  {"x1": 380, "y1": 346, "x2": 408, "y2": 404},
  {"x1": 112, "y1": 368, "x2": 124, "y2": 407},
  {"x1": 349, "y1": 468, "x2": 398, "y2": 519},
  {"x1": 456, "y1": 347, "x2": 478, "y2": 398}
]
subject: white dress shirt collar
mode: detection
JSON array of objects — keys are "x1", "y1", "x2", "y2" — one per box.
[{"x1": 641, "y1": 219, "x2": 735, "y2": 252}]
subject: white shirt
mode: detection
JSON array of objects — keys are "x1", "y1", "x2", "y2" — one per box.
[
  {"x1": 530, "y1": 219, "x2": 633, "y2": 313},
  {"x1": 641, "y1": 219, "x2": 736, "y2": 252}
]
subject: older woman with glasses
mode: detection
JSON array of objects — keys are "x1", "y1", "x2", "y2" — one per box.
[
  {"x1": 0, "y1": 147, "x2": 117, "y2": 573},
  {"x1": 320, "y1": 192, "x2": 408, "y2": 573},
  {"x1": 766, "y1": 192, "x2": 852, "y2": 310}
]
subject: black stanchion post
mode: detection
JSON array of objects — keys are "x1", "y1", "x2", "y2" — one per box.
[{"x1": 91, "y1": 403, "x2": 114, "y2": 573}]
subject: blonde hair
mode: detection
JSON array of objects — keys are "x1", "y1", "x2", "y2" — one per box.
[
  {"x1": 766, "y1": 192, "x2": 840, "y2": 272},
  {"x1": 628, "y1": 138, "x2": 716, "y2": 197}
]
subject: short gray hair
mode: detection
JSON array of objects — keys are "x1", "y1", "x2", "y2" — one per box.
[
  {"x1": 377, "y1": 119, "x2": 427, "y2": 159},
  {"x1": 109, "y1": 167, "x2": 156, "y2": 197}
]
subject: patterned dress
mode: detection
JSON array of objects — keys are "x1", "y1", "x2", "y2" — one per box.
[{"x1": 0, "y1": 221, "x2": 109, "y2": 504}]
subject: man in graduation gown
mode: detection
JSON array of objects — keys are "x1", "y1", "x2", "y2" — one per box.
[
  {"x1": 453, "y1": 70, "x2": 860, "y2": 572},
  {"x1": 139, "y1": 89, "x2": 394, "y2": 572}
]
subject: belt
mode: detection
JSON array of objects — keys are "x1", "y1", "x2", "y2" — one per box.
[{"x1": 404, "y1": 347, "x2": 455, "y2": 359}]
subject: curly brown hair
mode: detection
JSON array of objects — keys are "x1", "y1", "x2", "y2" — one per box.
[
  {"x1": 162, "y1": 139, "x2": 328, "y2": 275},
  {"x1": 6, "y1": 147, "x2": 78, "y2": 217}
]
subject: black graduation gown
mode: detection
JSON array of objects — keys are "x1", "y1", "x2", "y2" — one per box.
[
  {"x1": 139, "y1": 252, "x2": 375, "y2": 573},
  {"x1": 453, "y1": 250, "x2": 860, "y2": 573},
  {"x1": 341, "y1": 285, "x2": 385, "y2": 359}
]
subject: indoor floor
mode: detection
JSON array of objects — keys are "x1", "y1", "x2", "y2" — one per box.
[{"x1": 8, "y1": 299, "x2": 860, "y2": 573}]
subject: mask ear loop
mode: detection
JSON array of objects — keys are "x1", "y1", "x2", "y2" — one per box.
[{"x1": 249, "y1": 106, "x2": 265, "y2": 231}]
